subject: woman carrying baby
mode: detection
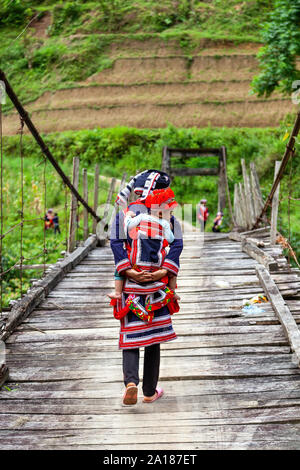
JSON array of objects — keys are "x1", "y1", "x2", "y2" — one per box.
[{"x1": 110, "y1": 170, "x2": 183, "y2": 405}]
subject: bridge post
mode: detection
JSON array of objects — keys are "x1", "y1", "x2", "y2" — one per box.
[
  {"x1": 250, "y1": 162, "x2": 264, "y2": 222},
  {"x1": 92, "y1": 164, "x2": 99, "y2": 234},
  {"x1": 83, "y1": 168, "x2": 89, "y2": 240},
  {"x1": 218, "y1": 153, "x2": 226, "y2": 212},
  {"x1": 221, "y1": 146, "x2": 234, "y2": 225},
  {"x1": 234, "y1": 183, "x2": 243, "y2": 228},
  {"x1": 161, "y1": 146, "x2": 170, "y2": 174},
  {"x1": 241, "y1": 159, "x2": 255, "y2": 227},
  {"x1": 238, "y1": 182, "x2": 249, "y2": 229},
  {"x1": 270, "y1": 161, "x2": 281, "y2": 245},
  {"x1": 96, "y1": 177, "x2": 117, "y2": 245},
  {"x1": 68, "y1": 157, "x2": 80, "y2": 253}
]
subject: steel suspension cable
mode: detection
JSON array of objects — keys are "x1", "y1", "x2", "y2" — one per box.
[
  {"x1": 19, "y1": 117, "x2": 24, "y2": 297},
  {"x1": 64, "y1": 183, "x2": 68, "y2": 252},
  {"x1": 0, "y1": 103, "x2": 3, "y2": 316},
  {"x1": 287, "y1": 152, "x2": 294, "y2": 266},
  {"x1": 43, "y1": 157, "x2": 47, "y2": 275},
  {"x1": 0, "y1": 70, "x2": 100, "y2": 224}
]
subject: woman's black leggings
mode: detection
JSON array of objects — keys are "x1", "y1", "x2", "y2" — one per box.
[{"x1": 122, "y1": 343, "x2": 160, "y2": 397}]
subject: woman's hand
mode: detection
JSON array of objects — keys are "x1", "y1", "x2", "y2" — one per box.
[
  {"x1": 125, "y1": 268, "x2": 168, "y2": 283},
  {"x1": 125, "y1": 268, "x2": 153, "y2": 283}
]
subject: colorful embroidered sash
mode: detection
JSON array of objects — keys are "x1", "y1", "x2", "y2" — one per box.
[{"x1": 110, "y1": 286, "x2": 179, "y2": 323}]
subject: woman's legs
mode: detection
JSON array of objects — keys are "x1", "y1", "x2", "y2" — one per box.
[
  {"x1": 143, "y1": 343, "x2": 160, "y2": 397},
  {"x1": 122, "y1": 348, "x2": 139, "y2": 386},
  {"x1": 122, "y1": 344, "x2": 161, "y2": 402}
]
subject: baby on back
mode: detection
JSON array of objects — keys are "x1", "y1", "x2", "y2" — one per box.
[{"x1": 108, "y1": 187, "x2": 179, "y2": 300}]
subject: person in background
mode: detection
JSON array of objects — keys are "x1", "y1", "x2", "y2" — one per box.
[
  {"x1": 44, "y1": 209, "x2": 54, "y2": 230},
  {"x1": 53, "y1": 212, "x2": 61, "y2": 235},
  {"x1": 212, "y1": 211, "x2": 223, "y2": 232},
  {"x1": 197, "y1": 198, "x2": 209, "y2": 230}
]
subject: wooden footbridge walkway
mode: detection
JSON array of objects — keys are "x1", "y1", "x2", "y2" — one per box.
[
  {"x1": 1, "y1": 71, "x2": 300, "y2": 450},
  {"x1": 1, "y1": 227, "x2": 300, "y2": 450}
]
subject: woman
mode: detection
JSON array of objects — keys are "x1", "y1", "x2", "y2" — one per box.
[
  {"x1": 110, "y1": 170, "x2": 183, "y2": 405},
  {"x1": 197, "y1": 198, "x2": 209, "y2": 230}
]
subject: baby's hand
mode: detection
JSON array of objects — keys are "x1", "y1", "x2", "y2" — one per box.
[{"x1": 127, "y1": 210, "x2": 136, "y2": 218}]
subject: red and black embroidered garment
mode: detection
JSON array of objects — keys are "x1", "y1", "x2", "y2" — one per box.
[{"x1": 110, "y1": 201, "x2": 183, "y2": 349}]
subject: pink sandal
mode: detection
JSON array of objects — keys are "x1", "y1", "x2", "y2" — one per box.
[{"x1": 143, "y1": 387, "x2": 164, "y2": 403}]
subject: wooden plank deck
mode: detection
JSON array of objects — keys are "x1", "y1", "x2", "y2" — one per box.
[{"x1": 1, "y1": 232, "x2": 300, "y2": 450}]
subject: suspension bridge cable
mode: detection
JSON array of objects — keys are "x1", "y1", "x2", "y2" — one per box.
[
  {"x1": 11, "y1": 12, "x2": 40, "y2": 45},
  {"x1": 64, "y1": 183, "x2": 68, "y2": 252},
  {"x1": 43, "y1": 157, "x2": 47, "y2": 275},
  {"x1": 0, "y1": 103, "x2": 3, "y2": 316},
  {"x1": 0, "y1": 69, "x2": 101, "y2": 224},
  {"x1": 19, "y1": 116, "x2": 25, "y2": 298},
  {"x1": 287, "y1": 151, "x2": 294, "y2": 266}
]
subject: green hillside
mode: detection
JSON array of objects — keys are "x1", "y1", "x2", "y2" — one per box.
[{"x1": 0, "y1": 0, "x2": 272, "y2": 108}]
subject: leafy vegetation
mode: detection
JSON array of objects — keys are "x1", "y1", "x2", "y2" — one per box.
[
  {"x1": 251, "y1": 0, "x2": 300, "y2": 96},
  {"x1": 3, "y1": 122, "x2": 300, "y2": 285},
  {"x1": 0, "y1": 151, "x2": 110, "y2": 307}
]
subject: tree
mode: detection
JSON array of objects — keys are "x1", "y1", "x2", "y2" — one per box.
[{"x1": 251, "y1": 0, "x2": 300, "y2": 97}]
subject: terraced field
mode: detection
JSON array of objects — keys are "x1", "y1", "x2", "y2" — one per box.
[{"x1": 3, "y1": 38, "x2": 294, "y2": 134}]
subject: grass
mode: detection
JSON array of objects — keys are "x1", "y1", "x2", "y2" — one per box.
[{"x1": 1, "y1": 1, "x2": 270, "y2": 38}]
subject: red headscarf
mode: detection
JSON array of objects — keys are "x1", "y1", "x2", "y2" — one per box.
[{"x1": 144, "y1": 188, "x2": 177, "y2": 210}]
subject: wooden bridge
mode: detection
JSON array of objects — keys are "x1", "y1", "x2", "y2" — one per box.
[
  {"x1": 1, "y1": 227, "x2": 300, "y2": 450},
  {"x1": 1, "y1": 71, "x2": 300, "y2": 450}
]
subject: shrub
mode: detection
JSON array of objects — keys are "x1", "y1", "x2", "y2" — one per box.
[
  {"x1": 49, "y1": 2, "x2": 84, "y2": 36},
  {"x1": 0, "y1": 0, "x2": 33, "y2": 27}
]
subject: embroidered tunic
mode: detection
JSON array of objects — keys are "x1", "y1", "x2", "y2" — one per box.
[
  {"x1": 197, "y1": 203, "x2": 209, "y2": 223},
  {"x1": 110, "y1": 202, "x2": 183, "y2": 349}
]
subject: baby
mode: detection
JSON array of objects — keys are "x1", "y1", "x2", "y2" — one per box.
[{"x1": 108, "y1": 204, "x2": 180, "y2": 300}]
